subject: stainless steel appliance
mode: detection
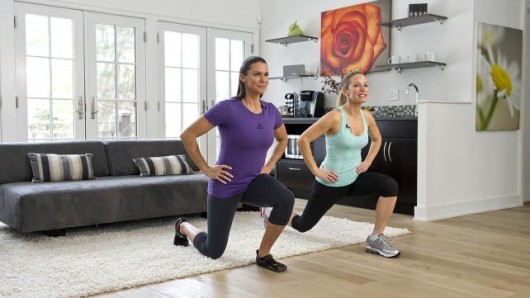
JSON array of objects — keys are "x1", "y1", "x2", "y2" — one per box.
[
  {"x1": 285, "y1": 135, "x2": 303, "y2": 159},
  {"x1": 299, "y1": 90, "x2": 325, "y2": 118}
]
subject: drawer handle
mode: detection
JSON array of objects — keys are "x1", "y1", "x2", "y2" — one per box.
[{"x1": 288, "y1": 167, "x2": 302, "y2": 171}]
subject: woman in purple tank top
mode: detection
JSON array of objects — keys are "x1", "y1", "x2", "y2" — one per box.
[{"x1": 174, "y1": 56, "x2": 295, "y2": 273}]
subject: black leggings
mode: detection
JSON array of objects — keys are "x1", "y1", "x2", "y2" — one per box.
[
  {"x1": 193, "y1": 174, "x2": 295, "y2": 259},
  {"x1": 291, "y1": 172, "x2": 398, "y2": 233}
]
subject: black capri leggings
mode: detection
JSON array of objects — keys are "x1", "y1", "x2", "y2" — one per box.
[
  {"x1": 291, "y1": 172, "x2": 398, "y2": 233},
  {"x1": 193, "y1": 174, "x2": 295, "y2": 259}
]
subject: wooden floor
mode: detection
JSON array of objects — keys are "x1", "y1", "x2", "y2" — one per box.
[{"x1": 94, "y1": 199, "x2": 530, "y2": 298}]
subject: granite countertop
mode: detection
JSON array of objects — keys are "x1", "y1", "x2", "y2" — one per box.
[{"x1": 373, "y1": 116, "x2": 418, "y2": 121}]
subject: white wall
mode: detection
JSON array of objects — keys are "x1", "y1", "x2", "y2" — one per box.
[
  {"x1": 260, "y1": 0, "x2": 473, "y2": 108},
  {"x1": 415, "y1": 0, "x2": 524, "y2": 220},
  {"x1": 521, "y1": 0, "x2": 530, "y2": 202}
]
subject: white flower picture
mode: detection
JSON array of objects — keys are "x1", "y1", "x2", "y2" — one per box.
[{"x1": 476, "y1": 23, "x2": 522, "y2": 131}]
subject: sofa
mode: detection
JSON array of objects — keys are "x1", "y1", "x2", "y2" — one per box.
[{"x1": 0, "y1": 139, "x2": 208, "y2": 234}]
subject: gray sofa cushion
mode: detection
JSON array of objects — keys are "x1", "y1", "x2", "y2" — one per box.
[
  {"x1": 0, "y1": 173, "x2": 208, "y2": 232},
  {"x1": 0, "y1": 141, "x2": 109, "y2": 184},
  {"x1": 104, "y1": 139, "x2": 199, "y2": 176}
]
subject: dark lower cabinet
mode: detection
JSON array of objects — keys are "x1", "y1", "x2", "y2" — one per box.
[{"x1": 276, "y1": 118, "x2": 417, "y2": 215}]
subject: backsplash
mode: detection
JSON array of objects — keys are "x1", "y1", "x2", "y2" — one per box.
[{"x1": 364, "y1": 105, "x2": 416, "y2": 118}]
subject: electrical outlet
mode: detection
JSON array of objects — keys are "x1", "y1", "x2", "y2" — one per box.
[{"x1": 389, "y1": 89, "x2": 399, "y2": 101}]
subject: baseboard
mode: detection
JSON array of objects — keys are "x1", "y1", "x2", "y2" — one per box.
[{"x1": 413, "y1": 195, "x2": 523, "y2": 221}]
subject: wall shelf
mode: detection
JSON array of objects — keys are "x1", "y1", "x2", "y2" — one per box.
[
  {"x1": 379, "y1": 14, "x2": 448, "y2": 31},
  {"x1": 375, "y1": 61, "x2": 446, "y2": 73},
  {"x1": 265, "y1": 35, "x2": 318, "y2": 46},
  {"x1": 270, "y1": 74, "x2": 319, "y2": 82}
]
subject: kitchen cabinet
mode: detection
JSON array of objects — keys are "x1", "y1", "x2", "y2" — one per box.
[{"x1": 276, "y1": 118, "x2": 417, "y2": 215}]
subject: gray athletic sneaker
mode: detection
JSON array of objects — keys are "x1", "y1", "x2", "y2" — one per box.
[{"x1": 365, "y1": 234, "x2": 400, "y2": 258}]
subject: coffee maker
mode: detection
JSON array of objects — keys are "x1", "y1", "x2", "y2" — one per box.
[{"x1": 299, "y1": 90, "x2": 325, "y2": 118}]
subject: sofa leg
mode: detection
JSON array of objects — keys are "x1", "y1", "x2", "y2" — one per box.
[
  {"x1": 200, "y1": 212, "x2": 207, "y2": 218},
  {"x1": 44, "y1": 229, "x2": 66, "y2": 237}
]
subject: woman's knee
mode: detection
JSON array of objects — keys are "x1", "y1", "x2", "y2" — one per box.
[
  {"x1": 291, "y1": 215, "x2": 315, "y2": 233},
  {"x1": 380, "y1": 177, "x2": 398, "y2": 197}
]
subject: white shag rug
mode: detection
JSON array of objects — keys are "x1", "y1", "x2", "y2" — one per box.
[{"x1": 0, "y1": 212, "x2": 409, "y2": 298}]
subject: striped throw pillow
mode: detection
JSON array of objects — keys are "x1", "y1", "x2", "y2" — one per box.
[
  {"x1": 133, "y1": 155, "x2": 193, "y2": 176},
  {"x1": 28, "y1": 153, "x2": 95, "y2": 182}
]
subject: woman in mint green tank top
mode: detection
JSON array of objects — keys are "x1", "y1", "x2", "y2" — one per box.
[{"x1": 262, "y1": 71, "x2": 401, "y2": 258}]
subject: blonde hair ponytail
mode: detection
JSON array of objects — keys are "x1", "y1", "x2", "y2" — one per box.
[{"x1": 335, "y1": 71, "x2": 364, "y2": 107}]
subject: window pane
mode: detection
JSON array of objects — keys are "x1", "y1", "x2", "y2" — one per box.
[
  {"x1": 117, "y1": 27, "x2": 135, "y2": 63},
  {"x1": 165, "y1": 102, "x2": 180, "y2": 138},
  {"x1": 27, "y1": 98, "x2": 51, "y2": 140},
  {"x1": 182, "y1": 33, "x2": 198, "y2": 68},
  {"x1": 165, "y1": 68, "x2": 181, "y2": 101},
  {"x1": 164, "y1": 31, "x2": 181, "y2": 67},
  {"x1": 52, "y1": 59, "x2": 73, "y2": 99},
  {"x1": 117, "y1": 64, "x2": 136, "y2": 100},
  {"x1": 51, "y1": 17, "x2": 73, "y2": 59},
  {"x1": 26, "y1": 57, "x2": 50, "y2": 98},
  {"x1": 183, "y1": 103, "x2": 198, "y2": 132},
  {"x1": 52, "y1": 99, "x2": 74, "y2": 139},
  {"x1": 230, "y1": 72, "x2": 239, "y2": 97},
  {"x1": 182, "y1": 69, "x2": 198, "y2": 102},
  {"x1": 96, "y1": 24, "x2": 115, "y2": 62},
  {"x1": 215, "y1": 38, "x2": 229, "y2": 71},
  {"x1": 117, "y1": 101, "x2": 136, "y2": 137},
  {"x1": 215, "y1": 71, "x2": 229, "y2": 100},
  {"x1": 97, "y1": 62, "x2": 116, "y2": 100},
  {"x1": 26, "y1": 14, "x2": 49, "y2": 57},
  {"x1": 230, "y1": 39, "x2": 244, "y2": 71},
  {"x1": 97, "y1": 100, "x2": 116, "y2": 138}
]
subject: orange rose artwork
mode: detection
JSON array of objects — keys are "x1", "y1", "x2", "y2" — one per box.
[{"x1": 321, "y1": 3, "x2": 388, "y2": 75}]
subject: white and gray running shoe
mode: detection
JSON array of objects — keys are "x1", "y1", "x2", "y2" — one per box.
[
  {"x1": 365, "y1": 234, "x2": 400, "y2": 258},
  {"x1": 259, "y1": 207, "x2": 271, "y2": 229}
]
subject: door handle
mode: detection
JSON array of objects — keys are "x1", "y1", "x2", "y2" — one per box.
[
  {"x1": 91, "y1": 97, "x2": 98, "y2": 119},
  {"x1": 201, "y1": 100, "x2": 206, "y2": 114},
  {"x1": 288, "y1": 167, "x2": 301, "y2": 171},
  {"x1": 383, "y1": 141, "x2": 388, "y2": 162},
  {"x1": 387, "y1": 141, "x2": 393, "y2": 162},
  {"x1": 76, "y1": 97, "x2": 84, "y2": 120}
]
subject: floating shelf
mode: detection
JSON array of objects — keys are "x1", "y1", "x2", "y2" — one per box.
[
  {"x1": 375, "y1": 61, "x2": 446, "y2": 73},
  {"x1": 265, "y1": 35, "x2": 318, "y2": 46},
  {"x1": 269, "y1": 74, "x2": 319, "y2": 82},
  {"x1": 379, "y1": 14, "x2": 448, "y2": 31}
]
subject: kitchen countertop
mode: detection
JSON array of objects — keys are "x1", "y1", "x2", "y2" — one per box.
[{"x1": 282, "y1": 116, "x2": 418, "y2": 124}]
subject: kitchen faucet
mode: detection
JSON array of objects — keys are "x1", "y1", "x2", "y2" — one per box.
[{"x1": 405, "y1": 83, "x2": 419, "y2": 117}]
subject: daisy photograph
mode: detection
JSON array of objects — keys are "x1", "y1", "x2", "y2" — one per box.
[{"x1": 476, "y1": 23, "x2": 522, "y2": 131}]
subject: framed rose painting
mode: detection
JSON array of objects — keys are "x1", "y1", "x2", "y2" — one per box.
[{"x1": 320, "y1": 0, "x2": 392, "y2": 75}]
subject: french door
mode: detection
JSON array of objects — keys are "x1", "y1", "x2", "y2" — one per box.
[
  {"x1": 206, "y1": 29, "x2": 252, "y2": 164},
  {"x1": 158, "y1": 22, "x2": 206, "y2": 154},
  {"x1": 159, "y1": 24, "x2": 252, "y2": 164},
  {"x1": 14, "y1": 3, "x2": 145, "y2": 141}
]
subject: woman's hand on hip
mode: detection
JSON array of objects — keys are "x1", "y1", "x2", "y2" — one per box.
[
  {"x1": 315, "y1": 168, "x2": 338, "y2": 183},
  {"x1": 356, "y1": 160, "x2": 371, "y2": 174},
  {"x1": 206, "y1": 165, "x2": 233, "y2": 184}
]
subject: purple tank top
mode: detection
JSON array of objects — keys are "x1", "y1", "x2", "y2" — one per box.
[{"x1": 203, "y1": 98, "x2": 283, "y2": 198}]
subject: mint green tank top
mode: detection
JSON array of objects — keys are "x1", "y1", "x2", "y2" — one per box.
[{"x1": 316, "y1": 107, "x2": 369, "y2": 187}]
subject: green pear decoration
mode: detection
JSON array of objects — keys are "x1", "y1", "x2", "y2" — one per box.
[{"x1": 287, "y1": 21, "x2": 304, "y2": 37}]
